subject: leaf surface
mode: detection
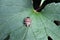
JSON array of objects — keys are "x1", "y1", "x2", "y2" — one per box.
[{"x1": 0, "y1": 0, "x2": 60, "y2": 40}]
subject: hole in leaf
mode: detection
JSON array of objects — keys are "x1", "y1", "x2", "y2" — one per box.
[
  {"x1": 48, "y1": 36, "x2": 53, "y2": 40},
  {"x1": 4, "y1": 35, "x2": 10, "y2": 40},
  {"x1": 54, "y1": 20, "x2": 60, "y2": 26},
  {"x1": 23, "y1": 17, "x2": 31, "y2": 27}
]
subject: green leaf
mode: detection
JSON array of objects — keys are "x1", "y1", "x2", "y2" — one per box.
[
  {"x1": 0, "y1": 0, "x2": 60, "y2": 40},
  {"x1": 41, "y1": 3, "x2": 60, "y2": 21}
]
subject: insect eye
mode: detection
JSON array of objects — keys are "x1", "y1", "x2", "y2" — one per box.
[{"x1": 23, "y1": 17, "x2": 31, "y2": 27}]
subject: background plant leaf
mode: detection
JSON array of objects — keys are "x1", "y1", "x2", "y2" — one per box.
[{"x1": 0, "y1": 0, "x2": 60, "y2": 40}]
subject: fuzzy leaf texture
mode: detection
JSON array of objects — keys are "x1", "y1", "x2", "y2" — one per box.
[{"x1": 0, "y1": 0, "x2": 60, "y2": 40}]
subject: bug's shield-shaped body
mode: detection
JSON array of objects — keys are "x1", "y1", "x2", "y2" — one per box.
[{"x1": 23, "y1": 17, "x2": 31, "y2": 27}]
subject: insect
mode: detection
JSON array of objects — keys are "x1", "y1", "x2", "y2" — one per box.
[{"x1": 23, "y1": 17, "x2": 31, "y2": 27}]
